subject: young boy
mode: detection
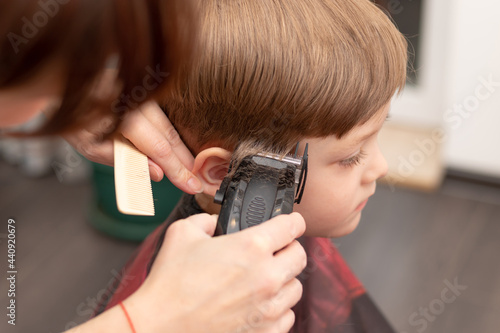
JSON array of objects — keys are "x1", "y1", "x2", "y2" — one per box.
[{"x1": 95, "y1": 0, "x2": 407, "y2": 331}]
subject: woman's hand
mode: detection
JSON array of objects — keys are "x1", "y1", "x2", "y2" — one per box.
[
  {"x1": 126, "y1": 213, "x2": 307, "y2": 333},
  {"x1": 67, "y1": 213, "x2": 306, "y2": 333},
  {"x1": 63, "y1": 102, "x2": 203, "y2": 194}
]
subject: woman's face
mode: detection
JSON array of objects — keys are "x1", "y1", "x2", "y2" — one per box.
[{"x1": 0, "y1": 65, "x2": 62, "y2": 129}]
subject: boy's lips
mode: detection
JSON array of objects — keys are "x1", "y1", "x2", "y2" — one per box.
[
  {"x1": 355, "y1": 194, "x2": 374, "y2": 211},
  {"x1": 356, "y1": 189, "x2": 376, "y2": 211},
  {"x1": 355, "y1": 199, "x2": 368, "y2": 211}
]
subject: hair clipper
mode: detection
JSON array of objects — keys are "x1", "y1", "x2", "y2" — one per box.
[{"x1": 214, "y1": 143, "x2": 308, "y2": 234}]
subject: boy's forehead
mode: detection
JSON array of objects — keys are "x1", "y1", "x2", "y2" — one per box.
[
  {"x1": 302, "y1": 104, "x2": 389, "y2": 156},
  {"x1": 343, "y1": 104, "x2": 390, "y2": 144}
]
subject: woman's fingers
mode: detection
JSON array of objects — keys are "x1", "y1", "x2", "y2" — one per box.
[
  {"x1": 237, "y1": 212, "x2": 306, "y2": 254},
  {"x1": 64, "y1": 101, "x2": 202, "y2": 193},
  {"x1": 120, "y1": 109, "x2": 203, "y2": 194},
  {"x1": 63, "y1": 128, "x2": 114, "y2": 166},
  {"x1": 139, "y1": 102, "x2": 195, "y2": 170},
  {"x1": 182, "y1": 213, "x2": 218, "y2": 237},
  {"x1": 277, "y1": 309, "x2": 296, "y2": 333},
  {"x1": 147, "y1": 157, "x2": 164, "y2": 182},
  {"x1": 235, "y1": 281, "x2": 300, "y2": 333},
  {"x1": 142, "y1": 212, "x2": 306, "y2": 333},
  {"x1": 258, "y1": 278, "x2": 303, "y2": 322},
  {"x1": 272, "y1": 240, "x2": 307, "y2": 286},
  {"x1": 258, "y1": 282, "x2": 301, "y2": 333}
]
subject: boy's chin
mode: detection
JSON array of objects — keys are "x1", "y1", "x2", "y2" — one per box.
[{"x1": 304, "y1": 212, "x2": 362, "y2": 238}]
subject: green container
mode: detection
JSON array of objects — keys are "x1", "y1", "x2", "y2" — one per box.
[{"x1": 87, "y1": 162, "x2": 183, "y2": 242}]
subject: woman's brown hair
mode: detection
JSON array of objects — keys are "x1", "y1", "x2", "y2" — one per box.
[
  {"x1": 0, "y1": 0, "x2": 195, "y2": 135},
  {"x1": 164, "y1": 0, "x2": 408, "y2": 155}
]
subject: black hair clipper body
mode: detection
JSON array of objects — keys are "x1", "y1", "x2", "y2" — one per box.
[{"x1": 214, "y1": 144, "x2": 308, "y2": 234}]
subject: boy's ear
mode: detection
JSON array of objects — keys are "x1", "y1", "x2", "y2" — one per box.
[{"x1": 192, "y1": 148, "x2": 232, "y2": 197}]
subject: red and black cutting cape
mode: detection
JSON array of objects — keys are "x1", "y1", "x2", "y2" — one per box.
[{"x1": 93, "y1": 194, "x2": 395, "y2": 332}]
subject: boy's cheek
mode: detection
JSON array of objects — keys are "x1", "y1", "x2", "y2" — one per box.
[
  {"x1": 292, "y1": 205, "x2": 331, "y2": 235},
  {"x1": 293, "y1": 192, "x2": 363, "y2": 237},
  {"x1": 305, "y1": 211, "x2": 363, "y2": 238}
]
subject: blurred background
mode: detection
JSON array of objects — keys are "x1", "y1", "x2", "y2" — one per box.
[{"x1": 1, "y1": 0, "x2": 499, "y2": 332}]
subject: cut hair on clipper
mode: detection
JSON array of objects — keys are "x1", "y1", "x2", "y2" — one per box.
[{"x1": 214, "y1": 142, "x2": 308, "y2": 234}]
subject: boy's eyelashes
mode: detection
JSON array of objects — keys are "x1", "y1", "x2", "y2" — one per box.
[{"x1": 338, "y1": 149, "x2": 367, "y2": 168}]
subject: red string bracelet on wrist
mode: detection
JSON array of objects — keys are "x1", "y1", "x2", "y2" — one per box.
[{"x1": 119, "y1": 301, "x2": 137, "y2": 333}]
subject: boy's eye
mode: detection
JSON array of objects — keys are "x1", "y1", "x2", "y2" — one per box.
[{"x1": 339, "y1": 150, "x2": 366, "y2": 168}]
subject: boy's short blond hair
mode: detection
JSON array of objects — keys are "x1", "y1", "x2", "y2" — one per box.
[{"x1": 163, "y1": 0, "x2": 407, "y2": 154}]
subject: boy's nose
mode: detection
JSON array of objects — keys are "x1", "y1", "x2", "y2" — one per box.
[{"x1": 362, "y1": 146, "x2": 388, "y2": 184}]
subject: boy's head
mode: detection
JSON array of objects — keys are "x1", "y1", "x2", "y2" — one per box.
[{"x1": 163, "y1": 0, "x2": 407, "y2": 237}]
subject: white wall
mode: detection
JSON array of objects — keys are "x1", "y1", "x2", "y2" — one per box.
[
  {"x1": 391, "y1": 0, "x2": 500, "y2": 178},
  {"x1": 442, "y1": 0, "x2": 500, "y2": 178},
  {"x1": 391, "y1": 0, "x2": 454, "y2": 127}
]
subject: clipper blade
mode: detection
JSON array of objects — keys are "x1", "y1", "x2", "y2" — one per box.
[{"x1": 214, "y1": 143, "x2": 308, "y2": 234}]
